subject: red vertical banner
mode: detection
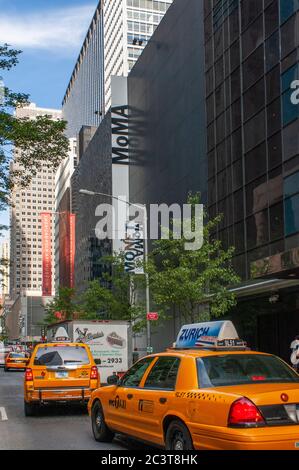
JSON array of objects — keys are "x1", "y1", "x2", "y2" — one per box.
[
  {"x1": 41, "y1": 212, "x2": 52, "y2": 296},
  {"x1": 69, "y1": 213, "x2": 76, "y2": 289}
]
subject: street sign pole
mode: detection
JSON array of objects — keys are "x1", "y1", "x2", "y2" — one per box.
[{"x1": 144, "y1": 209, "x2": 151, "y2": 353}]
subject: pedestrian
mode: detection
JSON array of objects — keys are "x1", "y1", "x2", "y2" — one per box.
[{"x1": 290, "y1": 335, "x2": 299, "y2": 372}]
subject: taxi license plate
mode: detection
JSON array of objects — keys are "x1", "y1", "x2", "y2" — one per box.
[{"x1": 55, "y1": 371, "x2": 68, "y2": 378}]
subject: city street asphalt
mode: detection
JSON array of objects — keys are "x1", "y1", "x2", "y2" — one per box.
[{"x1": 0, "y1": 367, "x2": 143, "y2": 450}]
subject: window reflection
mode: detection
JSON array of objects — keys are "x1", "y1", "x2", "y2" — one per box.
[
  {"x1": 243, "y1": 45, "x2": 264, "y2": 91},
  {"x1": 285, "y1": 194, "x2": 299, "y2": 236},
  {"x1": 265, "y1": 31, "x2": 280, "y2": 72},
  {"x1": 280, "y1": 0, "x2": 299, "y2": 24},
  {"x1": 246, "y1": 210, "x2": 269, "y2": 249}
]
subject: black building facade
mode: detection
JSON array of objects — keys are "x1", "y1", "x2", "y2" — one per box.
[
  {"x1": 71, "y1": 114, "x2": 112, "y2": 294},
  {"x1": 128, "y1": 0, "x2": 299, "y2": 359},
  {"x1": 128, "y1": 0, "x2": 207, "y2": 207},
  {"x1": 205, "y1": 0, "x2": 299, "y2": 281},
  {"x1": 204, "y1": 0, "x2": 299, "y2": 360}
]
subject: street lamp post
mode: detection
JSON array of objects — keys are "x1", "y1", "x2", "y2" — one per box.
[{"x1": 79, "y1": 189, "x2": 151, "y2": 352}]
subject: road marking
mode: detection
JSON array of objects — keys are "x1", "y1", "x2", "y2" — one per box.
[{"x1": 0, "y1": 407, "x2": 8, "y2": 421}]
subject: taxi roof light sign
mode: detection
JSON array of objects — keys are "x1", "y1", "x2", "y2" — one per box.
[{"x1": 174, "y1": 321, "x2": 246, "y2": 350}]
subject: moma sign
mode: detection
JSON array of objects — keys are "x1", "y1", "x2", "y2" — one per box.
[
  {"x1": 123, "y1": 223, "x2": 144, "y2": 274},
  {"x1": 111, "y1": 105, "x2": 129, "y2": 165}
]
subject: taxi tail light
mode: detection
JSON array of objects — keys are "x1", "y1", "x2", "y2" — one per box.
[
  {"x1": 228, "y1": 397, "x2": 265, "y2": 427},
  {"x1": 25, "y1": 368, "x2": 33, "y2": 382},
  {"x1": 90, "y1": 366, "x2": 98, "y2": 380}
]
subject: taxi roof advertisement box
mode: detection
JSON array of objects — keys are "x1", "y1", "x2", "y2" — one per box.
[
  {"x1": 47, "y1": 321, "x2": 132, "y2": 383},
  {"x1": 175, "y1": 321, "x2": 239, "y2": 349}
]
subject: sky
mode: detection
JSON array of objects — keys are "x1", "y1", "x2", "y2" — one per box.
[{"x1": 0, "y1": 0, "x2": 98, "y2": 240}]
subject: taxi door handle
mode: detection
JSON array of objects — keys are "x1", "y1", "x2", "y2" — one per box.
[
  {"x1": 127, "y1": 394, "x2": 133, "y2": 400},
  {"x1": 159, "y1": 398, "x2": 167, "y2": 404}
]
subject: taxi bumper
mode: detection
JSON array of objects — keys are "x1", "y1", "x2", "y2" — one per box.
[
  {"x1": 192, "y1": 425, "x2": 299, "y2": 450},
  {"x1": 25, "y1": 387, "x2": 95, "y2": 404},
  {"x1": 6, "y1": 362, "x2": 27, "y2": 369}
]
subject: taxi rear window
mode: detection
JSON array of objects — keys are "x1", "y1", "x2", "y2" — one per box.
[
  {"x1": 197, "y1": 354, "x2": 299, "y2": 388},
  {"x1": 33, "y1": 346, "x2": 90, "y2": 366},
  {"x1": 10, "y1": 353, "x2": 26, "y2": 358}
]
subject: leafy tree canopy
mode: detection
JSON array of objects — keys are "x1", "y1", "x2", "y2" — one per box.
[
  {"x1": 44, "y1": 287, "x2": 77, "y2": 325},
  {"x1": 0, "y1": 44, "x2": 69, "y2": 211},
  {"x1": 146, "y1": 193, "x2": 240, "y2": 324}
]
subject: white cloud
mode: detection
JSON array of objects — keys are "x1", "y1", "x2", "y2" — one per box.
[{"x1": 0, "y1": 5, "x2": 96, "y2": 52}]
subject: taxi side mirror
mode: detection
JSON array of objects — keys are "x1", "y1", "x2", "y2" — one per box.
[{"x1": 107, "y1": 375, "x2": 119, "y2": 385}]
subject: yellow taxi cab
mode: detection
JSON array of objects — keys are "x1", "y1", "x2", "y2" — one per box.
[
  {"x1": 24, "y1": 329, "x2": 100, "y2": 416},
  {"x1": 5, "y1": 351, "x2": 30, "y2": 371},
  {"x1": 88, "y1": 321, "x2": 299, "y2": 450}
]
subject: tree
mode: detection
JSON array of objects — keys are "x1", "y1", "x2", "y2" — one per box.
[
  {"x1": 146, "y1": 193, "x2": 240, "y2": 324},
  {"x1": 44, "y1": 287, "x2": 77, "y2": 325},
  {"x1": 0, "y1": 43, "x2": 69, "y2": 289},
  {"x1": 0, "y1": 43, "x2": 69, "y2": 211},
  {"x1": 79, "y1": 255, "x2": 146, "y2": 330}
]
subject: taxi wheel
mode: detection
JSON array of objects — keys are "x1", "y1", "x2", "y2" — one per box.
[
  {"x1": 4, "y1": 367, "x2": 9, "y2": 372},
  {"x1": 24, "y1": 401, "x2": 38, "y2": 417},
  {"x1": 165, "y1": 420, "x2": 194, "y2": 451},
  {"x1": 91, "y1": 401, "x2": 114, "y2": 443}
]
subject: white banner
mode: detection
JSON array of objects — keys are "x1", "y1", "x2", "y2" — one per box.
[{"x1": 123, "y1": 222, "x2": 144, "y2": 274}]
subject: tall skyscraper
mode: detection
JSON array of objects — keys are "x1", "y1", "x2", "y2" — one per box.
[
  {"x1": 10, "y1": 103, "x2": 61, "y2": 300},
  {"x1": 54, "y1": 138, "x2": 78, "y2": 291},
  {"x1": 62, "y1": 0, "x2": 173, "y2": 137}
]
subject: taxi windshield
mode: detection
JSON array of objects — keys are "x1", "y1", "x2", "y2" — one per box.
[
  {"x1": 33, "y1": 346, "x2": 90, "y2": 366},
  {"x1": 197, "y1": 354, "x2": 299, "y2": 388}
]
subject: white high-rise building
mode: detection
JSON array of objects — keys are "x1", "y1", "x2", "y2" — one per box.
[
  {"x1": 10, "y1": 103, "x2": 61, "y2": 299},
  {"x1": 0, "y1": 240, "x2": 9, "y2": 296},
  {"x1": 62, "y1": 0, "x2": 173, "y2": 137}
]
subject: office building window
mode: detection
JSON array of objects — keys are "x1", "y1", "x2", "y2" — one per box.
[
  {"x1": 284, "y1": 170, "x2": 299, "y2": 198},
  {"x1": 242, "y1": 15, "x2": 263, "y2": 59},
  {"x1": 264, "y1": 0, "x2": 279, "y2": 38},
  {"x1": 267, "y1": 97, "x2": 281, "y2": 137},
  {"x1": 280, "y1": 0, "x2": 299, "y2": 25},
  {"x1": 246, "y1": 210, "x2": 269, "y2": 249},
  {"x1": 245, "y1": 141, "x2": 267, "y2": 183},
  {"x1": 265, "y1": 31, "x2": 279, "y2": 72},
  {"x1": 243, "y1": 45, "x2": 264, "y2": 91},
  {"x1": 269, "y1": 202, "x2": 284, "y2": 240},
  {"x1": 283, "y1": 120, "x2": 299, "y2": 161},
  {"x1": 266, "y1": 65, "x2": 281, "y2": 104},
  {"x1": 285, "y1": 193, "x2": 299, "y2": 235},
  {"x1": 280, "y1": 15, "x2": 297, "y2": 59},
  {"x1": 241, "y1": 0, "x2": 263, "y2": 31},
  {"x1": 244, "y1": 109, "x2": 266, "y2": 152},
  {"x1": 243, "y1": 78, "x2": 265, "y2": 121},
  {"x1": 268, "y1": 132, "x2": 282, "y2": 169}
]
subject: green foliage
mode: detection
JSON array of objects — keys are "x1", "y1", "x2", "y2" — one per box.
[
  {"x1": 146, "y1": 193, "x2": 240, "y2": 323},
  {"x1": 79, "y1": 255, "x2": 146, "y2": 330},
  {"x1": 0, "y1": 44, "x2": 22, "y2": 70},
  {"x1": 0, "y1": 44, "x2": 69, "y2": 216},
  {"x1": 0, "y1": 43, "x2": 69, "y2": 283},
  {"x1": 44, "y1": 288, "x2": 77, "y2": 325},
  {"x1": 44, "y1": 195, "x2": 240, "y2": 332},
  {"x1": 44, "y1": 255, "x2": 147, "y2": 331}
]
